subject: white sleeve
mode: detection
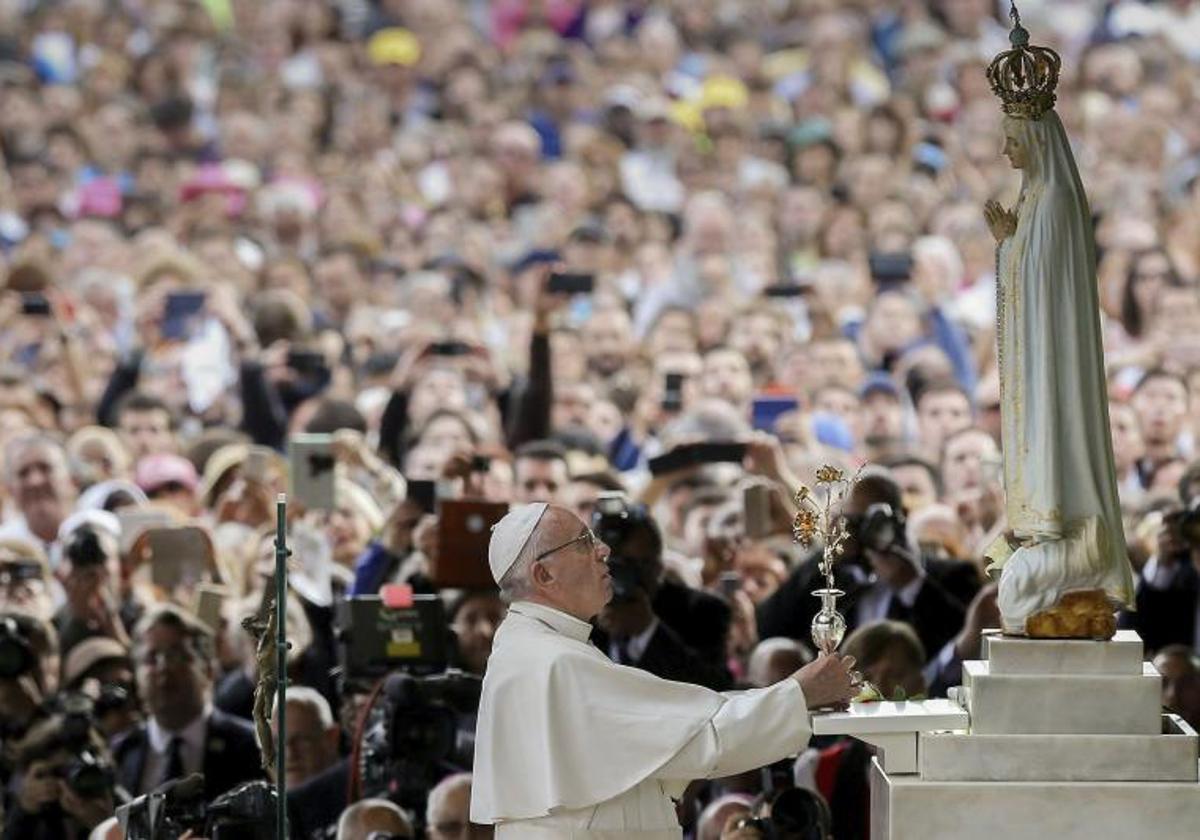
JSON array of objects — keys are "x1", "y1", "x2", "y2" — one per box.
[{"x1": 653, "y1": 679, "x2": 811, "y2": 782}]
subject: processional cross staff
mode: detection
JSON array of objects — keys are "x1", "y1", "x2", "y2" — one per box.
[{"x1": 243, "y1": 495, "x2": 291, "y2": 840}]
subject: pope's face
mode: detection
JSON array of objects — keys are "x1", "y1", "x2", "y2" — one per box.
[{"x1": 535, "y1": 511, "x2": 613, "y2": 621}]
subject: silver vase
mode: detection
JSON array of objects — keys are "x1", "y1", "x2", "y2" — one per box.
[{"x1": 811, "y1": 588, "x2": 847, "y2": 655}]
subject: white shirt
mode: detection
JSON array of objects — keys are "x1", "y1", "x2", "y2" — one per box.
[
  {"x1": 140, "y1": 707, "x2": 210, "y2": 793},
  {"x1": 473, "y1": 601, "x2": 811, "y2": 839},
  {"x1": 608, "y1": 618, "x2": 658, "y2": 664},
  {"x1": 854, "y1": 571, "x2": 925, "y2": 627}
]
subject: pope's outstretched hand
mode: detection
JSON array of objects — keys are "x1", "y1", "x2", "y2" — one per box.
[{"x1": 793, "y1": 653, "x2": 857, "y2": 709}]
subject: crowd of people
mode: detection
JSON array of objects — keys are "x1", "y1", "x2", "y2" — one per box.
[{"x1": 2, "y1": 0, "x2": 1200, "y2": 838}]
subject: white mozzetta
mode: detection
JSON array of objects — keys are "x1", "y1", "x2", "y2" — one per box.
[
  {"x1": 871, "y1": 759, "x2": 1200, "y2": 840},
  {"x1": 963, "y1": 660, "x2": 1161, "y2": 735},
  {"x1": 919, "y1": 715, "x2": 1199, "y2": 782},
  {"x1": 982, "y1": 629, "x2": 1143, "y2": 675}
]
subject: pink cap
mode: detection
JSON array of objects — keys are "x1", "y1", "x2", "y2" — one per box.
[
  {"x1": 135, "y1": 454, "x2": 199, "y2": 494},
  {"x1": 179, "y1": 164, "x2": 248, "y2": 217}
]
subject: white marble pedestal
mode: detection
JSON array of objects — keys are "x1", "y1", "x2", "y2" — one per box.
[
  {"x1": 870, "y1": 758, "x2": 1200, "y2": 840},
  {"x1": 817, "y1": 630, "x2": 1200, "y2": 840}
]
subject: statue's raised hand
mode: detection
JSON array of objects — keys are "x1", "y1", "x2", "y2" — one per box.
[{"x1": 984, "y1": 199, "x2": 1017, "y2": 243}]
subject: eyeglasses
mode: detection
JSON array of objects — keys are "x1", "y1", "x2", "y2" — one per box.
[{"x1": 533, "y1": 528, "x2": 599, "y2": 564}]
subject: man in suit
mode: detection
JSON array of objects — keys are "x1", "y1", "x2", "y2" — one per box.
[
  {"x1": 653, "y1": 576, "x2": 732, "y2": 668},
  {"x1": 113, "y1": 604, "x2": 264, "y2": 803},
  {"x1": 593, "y1": 507, "x2": 732, "y2": 690},
  {"x1": 757, "y1": 470, "x2": 980, "y2": 673},
  {"x1": 1123, "y1": 504, "x2": 1200, "y2": 654}
]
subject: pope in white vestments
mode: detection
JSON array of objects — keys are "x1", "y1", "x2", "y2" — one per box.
[{"x1": 471, "y1": 503, "x2": 857, "y2": 839}]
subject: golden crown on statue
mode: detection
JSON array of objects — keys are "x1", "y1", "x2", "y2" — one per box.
[{"x1": 986, "y1": 3, "x2": 1060, "y2": 120}]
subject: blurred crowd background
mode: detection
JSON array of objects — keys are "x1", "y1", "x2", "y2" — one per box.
[{"x1": 2, "y1": 0, "x2": 1200, "y2": 838}]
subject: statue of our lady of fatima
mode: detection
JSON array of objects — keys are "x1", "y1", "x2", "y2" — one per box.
[{"x1": 982, "y1": 4, "x2": 1135, "y2": 638}]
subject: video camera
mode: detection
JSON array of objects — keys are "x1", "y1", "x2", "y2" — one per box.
[
  {"x1": 117, "y1": 773, "x2": 207, "y2": 840},
  {"x1": 337, "y1": 586, "x2": 483, "y2": 823},
  {"x1": 118, "y1": 774, "x2": 278, "y2": 840},
  {"x1": 336, "y1": 590, "x2": 452, "y2": 680},
  {"x1": 358, "y1": 670, "x2": 482, "y2": 819},
  {"x1": 591, "y1": 492, "x2": 658, "y2": 603}
]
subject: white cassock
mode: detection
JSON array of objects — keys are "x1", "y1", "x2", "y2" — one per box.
[{"x1": 470, "y1": 601, "x2": 811, "y2": 839}]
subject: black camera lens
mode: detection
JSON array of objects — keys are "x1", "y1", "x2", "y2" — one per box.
[
  {"x1": 62, "y1": 749, "x2": 114, "y2": 799},
  {"x1": 594, "y1": 495, "x2": 628, "y2": 518},
  {"x1": 95, "y1": 682, "x2": 133, "y2": 715},
  {"x1": 0, "y1": 617, "x2": 35, "y2": 680},
  {"x1": 65, "y1": 525, "x2": 108, "y2": 568},
  {"x1": 605, "y1": 557, "x2": 644, "y2": 603},
  {"x1": 733, "y1": 816, "x2": 771, "y2": 833},
  {"x1": 850, "y1": 503, "x2": 904, "y2": 553}
]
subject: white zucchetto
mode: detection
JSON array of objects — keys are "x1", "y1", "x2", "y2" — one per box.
[{"x1": 488, "y1": 502, "x2": 549, "y2": 584}]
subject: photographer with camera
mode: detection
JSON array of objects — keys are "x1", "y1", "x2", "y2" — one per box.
[
  {"x1": 61, "y1": 636, "x2": 140, "y2": 741},
  {"x1": 0, "y1": 612, "x2": 59, "y2": 743},
  {"x1": 4, "y1": 712, "x2": 117, "y2": 840},
  {"x1": 56, "y1": 520, "x2": 130, "y2": 656},
  {"x1": 592, "y1": 495, "x2": 733, "y2": 690},
  {"x1": 1126, "y1": 460, "x2": 1200, "y2": 652},
  {"x1": 756, "y1": 470, "x2": 980, "y2": 681}
]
